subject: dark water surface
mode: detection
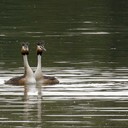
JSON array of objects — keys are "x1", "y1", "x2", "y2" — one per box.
[{"x1": 1, "y1": 0, "x2": 128, "y2": 127}]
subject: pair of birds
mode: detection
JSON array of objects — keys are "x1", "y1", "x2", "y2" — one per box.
[{"x1": 5, "y1": 42, "x2": 59, "y2": 85}]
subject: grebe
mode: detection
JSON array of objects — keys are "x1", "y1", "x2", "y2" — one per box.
[
  {"x1": 5, "y1": 43, "x2": 36, "y2": 85},
  {"x1": 34, "y1": 42, "x2": 59, "y2": 84}
]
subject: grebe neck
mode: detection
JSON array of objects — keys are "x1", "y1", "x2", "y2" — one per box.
[
  {"x1": 23, "y1": 55, "x2": 33, "y2": 77},
  {"x1": 35, "y1": 54, "x2": 43, "y2": 79},
  {"x1": 37, "y1": 55, "x2": 42, "y2": 70}
]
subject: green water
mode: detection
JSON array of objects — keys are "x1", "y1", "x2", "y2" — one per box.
[{"x1": 0, "y1": 0, "x2": 128, "y2": 128}]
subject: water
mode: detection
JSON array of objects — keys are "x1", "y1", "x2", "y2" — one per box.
[{"x1": 1, "y1": 0, "x2": 128, "y2": 127}]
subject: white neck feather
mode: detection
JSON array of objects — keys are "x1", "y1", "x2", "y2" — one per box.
[
  {"x1": 23, "y1": 55, "x2": 34, "y2": 78},
  {"x1": 35, "y1": 55, "x2": 43, "y2": 79}
]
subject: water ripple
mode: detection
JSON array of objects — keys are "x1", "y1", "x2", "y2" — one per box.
[{"x1": 0, "y1": 67, "x2": 128, "y2": 127}]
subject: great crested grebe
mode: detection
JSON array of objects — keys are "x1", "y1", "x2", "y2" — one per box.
[
  {"x1": 5, "y1": 43, "x2": 36, "y2": 85},
  {"x1": 34, "y1": 42, "x2": 59, "y2": 84}
]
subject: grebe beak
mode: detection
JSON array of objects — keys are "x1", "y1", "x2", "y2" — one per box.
[
  {"x1": 42, "y1": 46, "x2": 46, "y2": 52},
  {"x1": 37, "y1": 41, "x2": 46, "y2": 50}
]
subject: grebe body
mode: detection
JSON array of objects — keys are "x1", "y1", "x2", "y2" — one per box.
[
  {"x1": 35, "y1": 43, "x2": 59, "y2": 85},
  {"x1": 5, "y1": 43, "x2": 36, "y2": 85}
]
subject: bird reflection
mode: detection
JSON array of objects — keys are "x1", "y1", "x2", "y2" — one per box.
[{"x1": 23, "y1": 84, "x2": 42, "y2": 128}]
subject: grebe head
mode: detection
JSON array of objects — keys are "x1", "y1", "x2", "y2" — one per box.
[
  {"x1": 21, "y1": 42, "x2": 29, "y2": 55},
  {"x1": 37, "y1": 42, "x2": 46, "y2": 55}
]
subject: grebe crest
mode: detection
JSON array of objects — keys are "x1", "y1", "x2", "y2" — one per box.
[
  {"x1": 21, "y1": 42, "x2": 29, "y2": 55},
  {"x1": 37, "y1": 41, "x2": 46, "y2": 55}
]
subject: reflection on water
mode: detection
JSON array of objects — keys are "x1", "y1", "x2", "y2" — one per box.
[
  {"x1": 23, "y1": 84, "x2": 42, "y2": 128},
  {"x1": 0, "y1": 84, "x2": 42, "y2": 127},
  {"x1": 0, "y1": 67, "x2": 128, "y2": 127}
]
